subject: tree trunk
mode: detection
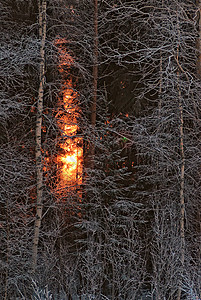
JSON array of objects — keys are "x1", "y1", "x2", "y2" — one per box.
[
  {"x1": 90, "y1": 0, "x2": 98, "y2": 167},
  {"x1": 4, "y1": 201, "x2": 10, "y2": 300},
  {"x1": 197, "y1": 0, "x2": 201, "y2": 78},
  {"x1": 158, "y1": 51, "x2": 162, "y2": 115},
  {"x1": 32, "y1": 0, "x2": 47, "y2": 272},
  {"x1": 176, "y1": 24, "x2": 185, "y2": 300},
  {"x1": 177, "y1": 70, "x2": 185, "y2": 300}
]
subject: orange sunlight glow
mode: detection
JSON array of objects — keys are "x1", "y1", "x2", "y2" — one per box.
[{"x1": 55, "y1": 38, "x2": 83, "y2": 193}]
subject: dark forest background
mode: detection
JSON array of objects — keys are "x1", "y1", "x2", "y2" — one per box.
[{"x1": 0, "y1": 0, "x2": 200, "y2": 299}]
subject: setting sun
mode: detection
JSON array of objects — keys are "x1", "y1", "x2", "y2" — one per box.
[{"x1": 55, "y1": 38, "x2": 83, "y2": 191}]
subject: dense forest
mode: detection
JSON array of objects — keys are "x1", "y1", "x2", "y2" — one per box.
[{"x1": 0, "y1": 0, "x2": 200, "y2": 299}]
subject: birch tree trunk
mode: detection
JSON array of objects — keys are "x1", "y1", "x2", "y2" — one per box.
[
  {"x1": 32, "y1": 0, "x2": 47, "y2": 272},
  {"x1": 90, "y1": 0, "x2": 98, "y2": 167}
]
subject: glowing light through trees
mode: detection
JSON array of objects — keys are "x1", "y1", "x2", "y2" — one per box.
[{"x1": 55, "y1": 39, "x2": 83, "y2": 192}]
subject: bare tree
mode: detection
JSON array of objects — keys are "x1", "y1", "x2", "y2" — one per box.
[
  {"x1": 90, "y1": 0, "x2": 98, "y2": 167},
  {"x1": 32, "y1": 0, "x2": 47, "y2": 272}
]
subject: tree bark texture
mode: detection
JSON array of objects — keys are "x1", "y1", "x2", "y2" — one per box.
[
  {"x1": 177, "y1": 70, "x2": 185, "y2": 300},
  {"x1": 176, "y1": 25, "x2": 185, "y2": 300},
  {"x1": 197, "y1": 0, "x2": 201, "y2": 78},
  {"x1": 90, "y1": 0, "x2": 98, "y2": 167},
  {"x1": 32, "y1": 0, "x2": 47, "y2": 272},
  {"x1": 4, "y1": 202, "x2": 10, "y2": 300}
]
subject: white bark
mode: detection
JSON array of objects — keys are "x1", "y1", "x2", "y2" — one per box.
[{"x1": 32, "y1": 0, "x2": 47, "y2": 272}]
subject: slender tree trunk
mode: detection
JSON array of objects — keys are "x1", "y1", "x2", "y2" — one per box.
[
  {"x1": 197, "y1": 3, "x2": 201, "y2": 295},
  {"x1": 32, "y1": 0, "x2": 47, "y2": 272},
  {"x1": 177, "y1": 70, "x2": 185, "y2": 300},
  {"x1": 90, "y1": 0, "x2": 98, "y2": 167},
  {"x1": 195, "y1": 4, "x2": 201, "y2": 298},
  {"x1": 158, "y1": 51, "x2": 163, "y2": 115},
  {"x1": 154, "y1": 4, "x2": 163, "y2": 299},
  {"x1": 176, "y1": 21, "x2": 185, "y2": 300},
  {"x1": 154, "y1": 50, "x2": 162, "y2": 300},
  {"x1": 197, "y1": 0, "x2": 201, "y2": 78},
  {"x1": 4, "y1": 201, "x2": 10, "y2": 300}
]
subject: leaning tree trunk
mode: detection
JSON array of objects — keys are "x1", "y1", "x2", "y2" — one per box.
[
  {"x1": 90, "y1": 0, "x2": 98, "y2": 168},
  {"x1": 32, "y1": 0, "x2": 47, "y2": 272}
]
